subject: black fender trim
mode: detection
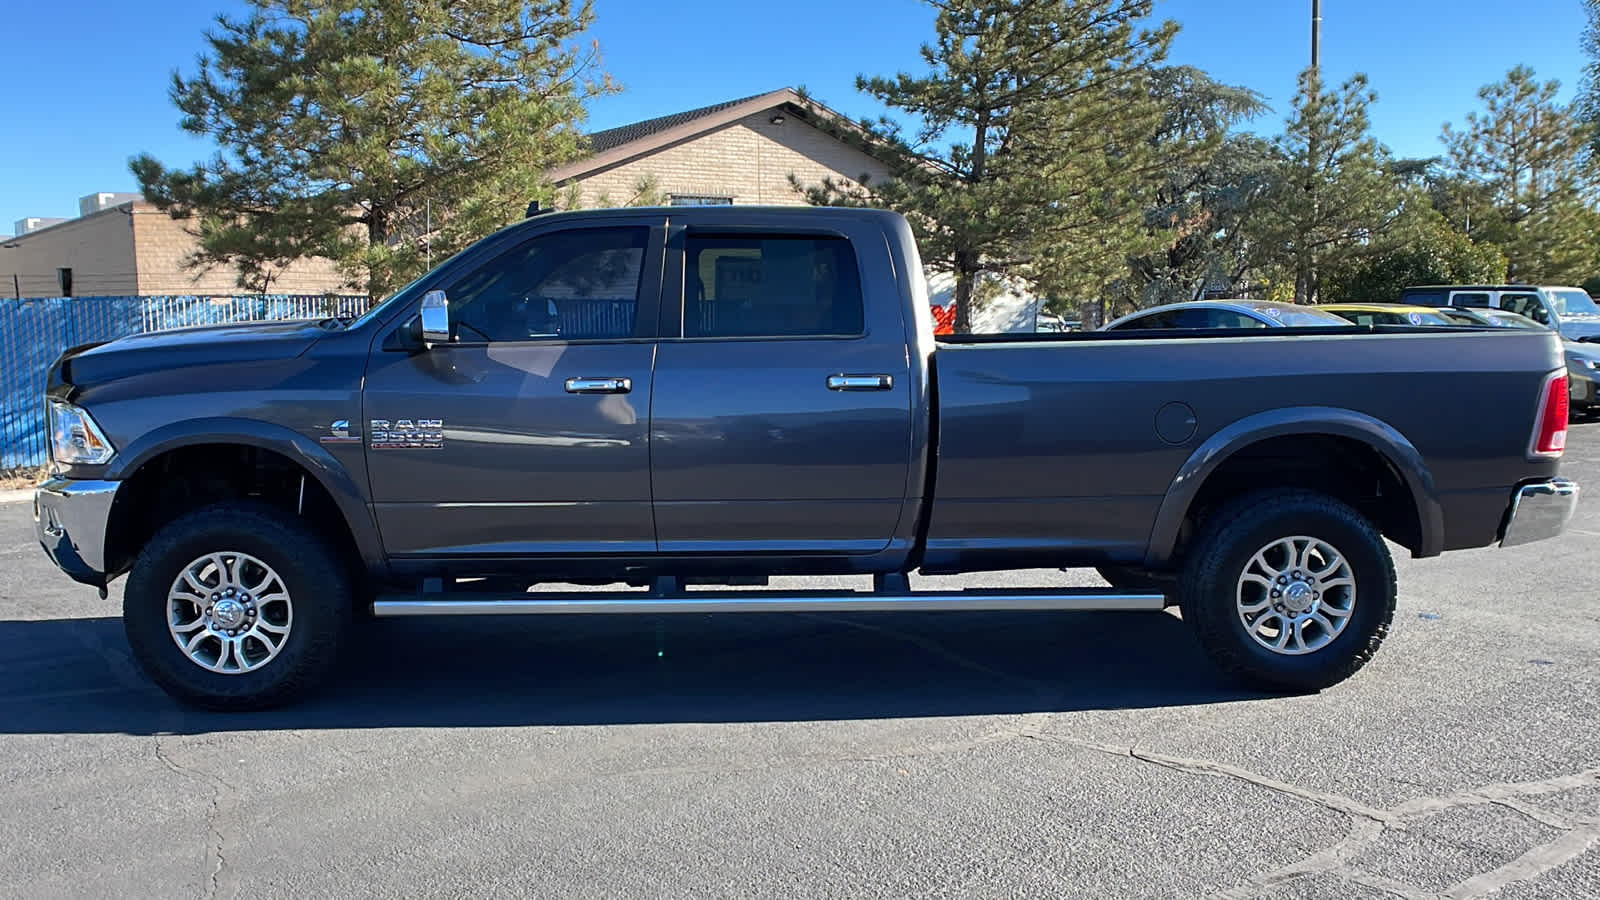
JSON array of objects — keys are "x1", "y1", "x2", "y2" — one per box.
[
  {"x1": 1143, "y1": 406, "x2": 1443, "y2": 567},
  {"x1": 103, "y1": 417, "x2": 385, "y2": 571}
]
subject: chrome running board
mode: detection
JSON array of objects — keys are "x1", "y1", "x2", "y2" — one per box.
[{"x1": 372, "y1": 588, "x2": 1166, "y2": 617}]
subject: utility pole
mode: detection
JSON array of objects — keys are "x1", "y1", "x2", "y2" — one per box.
[
  {"x1": 1299, "y1": 0, "x2": 1324, "y2": 304},
  {"x1": 1311, "y1": 0, "x2": 1322, "y2": 70}
]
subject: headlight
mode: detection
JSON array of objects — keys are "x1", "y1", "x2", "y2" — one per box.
[{"x1": 48, "y1": 400, "x2": 115, "y2": 465}]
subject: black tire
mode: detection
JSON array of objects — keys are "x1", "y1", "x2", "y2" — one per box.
[
  {"x1": 1179, "y1": 490, "x2": 1396, "y2": 693},
  {"x1": 123, "y1": 503, "x2": 352, "y2": 710}
]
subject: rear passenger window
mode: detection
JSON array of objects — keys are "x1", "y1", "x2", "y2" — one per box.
[
  {"x1": 1451, "y1": 292, "x2": 1491, "y2": 308},
  {"x1": 1405, "y1": 291, "x2": 1447, "y2": 307},
  {"x1": 684, "y1": 234, "x2": 865, "y2": 338},
  {"x1": 1113, "y1": 311, "x2": 1179, "y2": 329}
]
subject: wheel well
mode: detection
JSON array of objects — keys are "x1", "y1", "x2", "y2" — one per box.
[
  {"x1": 1174, "y1": 434, "x2": 1423, "y2": 562},
  {"x1": 105, "y1": 444, "x2": 361, "y2": 580}
]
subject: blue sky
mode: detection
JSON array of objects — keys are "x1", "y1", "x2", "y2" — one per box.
[{"x1": 0, "y1": 0, "x2": 1590, "y2": 233}]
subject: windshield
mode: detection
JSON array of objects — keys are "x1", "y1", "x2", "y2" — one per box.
[
  {"x1": 1261, "y1": 306, "x2": 1352, "y2": 326},
  {"x1": 1551, "y1": 289, "x2": 1600, "y2": 316},
  {"x1": 1482, "y1": 310, "x2": 1544, "y2": 329}
]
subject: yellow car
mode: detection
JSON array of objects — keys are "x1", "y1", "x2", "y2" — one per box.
[{"x1": 1316, "y1": 303, "x2": 1459, "y2": 327}]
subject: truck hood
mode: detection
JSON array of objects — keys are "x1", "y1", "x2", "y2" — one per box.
[
  {"x1": 59, "y1": 320, "x2": 330, "y2": 387},
  {"x1": 1557, "y1": 314, "x2": 1600, "y2": 339}
]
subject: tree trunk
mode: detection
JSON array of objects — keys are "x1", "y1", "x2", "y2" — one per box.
[{"x1": 953, "y1": 265, "x2": 976, "y2": 334}]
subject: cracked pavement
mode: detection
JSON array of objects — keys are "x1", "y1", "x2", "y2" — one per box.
[{"x1": 2, "y1": 423, "x2": 1599, "y2": 898}]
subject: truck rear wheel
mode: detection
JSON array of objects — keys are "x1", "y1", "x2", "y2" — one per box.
[
  {"x1": 123, "y1": 503, "x2": 352, "y2": 710},
  {"x1": 1179, "y1": 490, "x2": 1395, "y2": 692}
]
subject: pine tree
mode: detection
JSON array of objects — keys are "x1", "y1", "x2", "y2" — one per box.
[
  {"x1": 1120, "y1": 67, "x2": 1269, "y2": 309},
  {"x1": 794, "y1": 0, "x2": 1181, "y2": 332},
  {"x1": 1443, "y1": 66, "x2": 1594, "y2": 284},
  {"x1": 1319, "y1": 203, "x2": 1507, "y2": 303},
  {"x1": 131, "y1": 0, "x2": 613, "y2": 297},
  {"x1": 1252, "y1": 70, "x2": 1404, "y2": 304}
]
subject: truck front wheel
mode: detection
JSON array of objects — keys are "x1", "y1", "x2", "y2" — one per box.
[
  {"x1": 1179, "y1": 490, "x2": 1396, "y2": 692},
  {"x1": 122, "y1": 503, "x2": 352, "y2": 710}
]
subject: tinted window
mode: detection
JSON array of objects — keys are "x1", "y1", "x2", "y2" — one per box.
[
  {"x1": 1499, "y1": 293, "x2": 1549, "y2": 325},
  {"x1": 1109, "y1": 310, "x2": 1180, "y2": 330},
  {"x1": 1404, "y1": 290, "x2": 1447, "y2": 306},
  {"x1": 448, "y1": 227, "x2": 648, "y2": 342},
  {"x1": 684, "y1": 234, "x2": 864, "y2": 338},
  {"x1": 1451, "y1": 292, "x2": 1491, "y2": 308},
  {"x1": 1208, "y1": 310, "x2": 1270, "y2": 329}
]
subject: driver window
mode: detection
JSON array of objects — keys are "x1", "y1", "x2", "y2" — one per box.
[
  {"x1": 447, "y1": 227, "x2": 648, "y2": 342},
  {"x1": 1499, "y1": 294, "x2": 1548, "y2": 325}
]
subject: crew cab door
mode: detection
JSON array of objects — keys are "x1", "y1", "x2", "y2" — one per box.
[
  {"x1": 648, "y1": 221, "x2": 914, "y2": 555},
  {"x1": 363, "y1": 222, "x2": 664, "y2": 557}
]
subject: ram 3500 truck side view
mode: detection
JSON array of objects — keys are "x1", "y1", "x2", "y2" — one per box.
[{"x1": 35, "y1": 207, "x2": 1579, "y2": 709}]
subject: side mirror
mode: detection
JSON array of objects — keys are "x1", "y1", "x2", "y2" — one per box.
[{"x1": 420, "y1": 290, "x2": 450, "y2": 346}]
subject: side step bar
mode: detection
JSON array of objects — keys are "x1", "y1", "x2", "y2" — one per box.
[{"x1": 372, "y1": 588, "x2": 1166, "y2": 617}]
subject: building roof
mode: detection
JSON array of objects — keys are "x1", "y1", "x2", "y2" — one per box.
[
  {"x1": 550, "y1": 87, "x2": 883, "y2": 184},
  {"x1": 584, "y1": 91, "x2": 778, "y2": 154}
]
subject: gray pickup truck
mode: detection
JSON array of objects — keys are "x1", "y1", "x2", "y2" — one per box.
[{"x1": 35, "y1": 207, "x2": 1579, "y2": 709}]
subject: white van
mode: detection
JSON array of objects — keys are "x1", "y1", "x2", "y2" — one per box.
[{"x1": 1400, "y1": 284, "x2": 1600, "y2": 340}]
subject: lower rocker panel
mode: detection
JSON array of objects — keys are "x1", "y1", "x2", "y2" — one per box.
[{"x1": 372, "y1": 588, "x2": 1167, "y2": 617}]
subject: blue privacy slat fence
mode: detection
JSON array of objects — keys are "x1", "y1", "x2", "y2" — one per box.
[
  {"x1": 1, "y1": 295, "x2": 369, "y2": 469},
  {"x1": 2, "y1": 295, "x2": 654, "y2": 468}
]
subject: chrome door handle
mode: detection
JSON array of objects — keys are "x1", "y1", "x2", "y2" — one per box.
[
  {"x1": 827, "y1": 374, "x2": 894, "y2": 391},
  {"x1": 565, "y1": 377, "x2": 632, "y2": 394}
]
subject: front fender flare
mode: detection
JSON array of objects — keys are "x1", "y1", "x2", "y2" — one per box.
[
  {"x1": 103, "y1": 417, "x2": 384, "y2": 570},
  {"x1": 1143, "y1": 407, "x2": 1443, "y2": 568}
]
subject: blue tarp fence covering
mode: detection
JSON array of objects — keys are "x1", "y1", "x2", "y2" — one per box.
[{"x1": 1, "y1": 295, "x2": 369, "y2": 469}]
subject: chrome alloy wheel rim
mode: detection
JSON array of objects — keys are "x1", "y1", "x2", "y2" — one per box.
[
  {"x1": 1235, "y1": 536, "x2": 1356, "y2": 655},
  {"x1": 167, "y1": 552, "x2": 293, "y2": 674}
]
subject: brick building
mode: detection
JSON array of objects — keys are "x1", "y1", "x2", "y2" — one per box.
[
  {"x1": 0, "y1": 198, "x2": 347, "y2": 298},
  {"x1": 553, "y1": 88, "x2": 891, "y2": 209},
  {"x1": 2, "y1": 88, "x2": 893, "y2": 298}
]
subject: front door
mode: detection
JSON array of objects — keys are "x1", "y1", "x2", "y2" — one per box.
[
  {"x1": 648, "y1": 226, "x2": 914, "y2": 555},
  {"x1": 364, "y1": 223, "x2": 663, "y2": 558}
]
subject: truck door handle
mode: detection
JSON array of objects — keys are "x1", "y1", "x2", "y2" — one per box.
[
  {"x1": 827, "y1": 374, "x2": 894, "y2": 391},
  {"x1": 565, "y1": 377, "x2": 632, "y2": 394}
]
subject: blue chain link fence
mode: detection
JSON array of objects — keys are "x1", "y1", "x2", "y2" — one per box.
[{"x1": 1, "y1": 295, "x2": 369, "y2": 469}]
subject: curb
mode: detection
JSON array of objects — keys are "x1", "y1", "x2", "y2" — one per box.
[{"x1": 0, "y1": 489, "x2": 34, "y2": 505}]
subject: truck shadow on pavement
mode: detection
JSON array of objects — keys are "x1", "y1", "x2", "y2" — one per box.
[{"x1": 0, "y1": 610, "x2": 1271, "y2": 734}]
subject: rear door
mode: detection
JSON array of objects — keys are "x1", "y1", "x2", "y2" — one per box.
[{"x1": 648, "y1": 220, "x2": 914, "y2": 555}]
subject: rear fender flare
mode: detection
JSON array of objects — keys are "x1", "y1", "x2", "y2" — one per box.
[{"x1": 1143, "y1": 407, "x2": 1443, "y2": 567}]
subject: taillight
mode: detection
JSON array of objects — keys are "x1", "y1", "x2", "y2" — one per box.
[{"x1": 1530, "y1": 370, "x2": 1569, "y2": 458}]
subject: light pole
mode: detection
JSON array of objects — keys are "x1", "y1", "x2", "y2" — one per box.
[{"x1": 1311, "y1": 0, "x2": 1322, "y2": 70}]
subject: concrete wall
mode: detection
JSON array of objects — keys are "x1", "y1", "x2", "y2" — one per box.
[
  {"x1": 564, "y1": 111, "x2": 892, "y2": 209},
  {"x1": 0, "y1": 206, "x2": 138, "y2": 297}
]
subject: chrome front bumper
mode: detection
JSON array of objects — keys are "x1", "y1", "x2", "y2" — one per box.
[
  {"x1": 34, "y1": 477, "x2": 119, "y2": 586},
  {"x1": 1500, "y1": 478, "x2": 1580, "y2": 548}
]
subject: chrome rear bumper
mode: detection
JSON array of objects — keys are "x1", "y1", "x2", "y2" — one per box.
[{"x1": 1500, "y1": 478, "x2": 1579, "y2": 548}]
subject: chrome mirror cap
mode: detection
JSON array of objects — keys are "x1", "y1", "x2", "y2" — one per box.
[{"x1": 419, "y1": 290, "x2": 450, "y2": 345}]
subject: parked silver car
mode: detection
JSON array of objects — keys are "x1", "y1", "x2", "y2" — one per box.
[{"x1": 1101, "y1": 300, "x2": 1352, "y2": 331}]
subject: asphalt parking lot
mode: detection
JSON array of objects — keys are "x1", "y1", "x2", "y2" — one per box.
[{"x1": 2, "y1": 426, "x2": 1599, "y2": 899}]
